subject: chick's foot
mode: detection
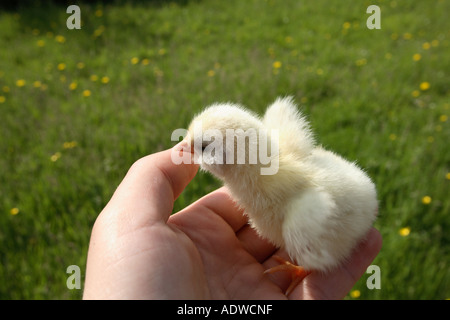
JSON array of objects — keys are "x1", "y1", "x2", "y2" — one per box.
[{"x1": 264, "y1": 255, "x2": 311, "y2": 296}]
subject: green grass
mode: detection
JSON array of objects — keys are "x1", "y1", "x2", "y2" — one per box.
[{"x1": 0, "y1": 0, "x2": 448, "y2": 299}]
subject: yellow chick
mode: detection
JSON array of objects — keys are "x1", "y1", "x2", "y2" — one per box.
[{"x1": 182, "y1": 97, "x2": 378, "y2": 294}]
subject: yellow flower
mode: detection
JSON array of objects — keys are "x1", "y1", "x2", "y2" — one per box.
[
  {"x1": 422, "y1": 42, "x2": 431, "y2": 50},
  {"x1": 141, "y1": 58, "x2": 150, "y2": 65},
  {"x1": 342, "y1": 22, "x2": 351, "y2": 29},
  {"x1": 33, "y1": 81, "x2": 42, "y2": 88},
  {"x1": 439, "y1": 115, "x2": 448, "y2": 122},
  {"x1": 403, "y1": 33, "x2": 412, "y2": 40},
  {"x1": 350, "y1": 290, "x2": 361, "y2": 298},
  {"x1": 399, "y1": 227, "x2": 411, "y2": 237},
  {"x1": 82, "y1": 90, "x2": 91, "y2": 97},
  {"x1": 422, "y1": 196, "x2": 432, "y2": 205},
  {"x1": 273, "y1": 61, "x2": 282, "y2": 69},
  {"x1": 419, "y1": 82, "x2": 430, "y2": 91},
  {"x1": 445, "y1": 173, "x2": 450, "y2": 180},
  {"x1": 50, "y1": 152, "x2": 62, "y2": 162},
  {"x1": 63, "y1": 141, "x2": 77, "y2": 149},
  {"x1": 411, "y1": 90, "x2": 420, "y2": 98},
  {"x1": 0, "y1": 96, "x2": 5, "y2": 103},
  {"x1": 412, "y1": 53, "x2": 421, "y2": 61},
  {"x1": 131, "y1": 57, "x2": 139, "y2": 65},
  {"x1": 37, "y1": 39, "x2": 45, "y2": 47},
  {"x1": 427, "y1": 136, "x2": 434, "y2": 143},
  {"x1": 355, "y1": 58, "x2": 367, "y2": 66},
  {"x1": 2, "y1": 86, "x2": 10, "y2": 92},
  {"x1": 207, "y1": 70, "x2": 215, "y2": 77},
  {"x1": 76, "y1": 62, "x2": 85, "y2": 69},
  {"x1": 69, "y1": 82, "x2": 77, "y2": 90},
  {"x1": 158, "y1": 48, "x2": 167, "y2": 56},
  {"x1": 55, "y1": 35, "x2": 66, "y2": 43},
  {"x1": 316, "y1": 68, "x2": 324, "y2": 75},
  {"x1": 101, "y1": 76, "x2": 110, "y2": 84},
  {"x1": 431, "y1": 39, "x2": 439, "y2": 47},
  {"x1": 90, "y1": 74, "x2": 99, "y2": 81},
  {"x1": 57, "y1": 63, "x2": 66, "y2": 71},
  {"x1": 16, "y1": 79, "x2": 26, "y2": 87},
  {"x1": 285, "y1": 36, "x2": 293, "y2": 43},
  {"x1": 10, "y1": 207, "x2": 20, "y2": 215},
  {"x1": 389, "y1": 134, "x2": 397, "y2": 141}
]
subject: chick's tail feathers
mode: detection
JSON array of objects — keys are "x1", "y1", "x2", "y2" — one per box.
[{"x1": 263, "y1": 96, "x2": 315, "y2": 158}]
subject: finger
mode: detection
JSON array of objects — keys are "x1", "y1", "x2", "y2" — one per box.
[
  {"x1": 237, "y1": 224, "x2": 277, "y2": 263},
  {"x1": 292, "y1": 228, "x2": 383, "y2": 300},
  {"x1": 103, "y1": 148, "x2": 199, "y2": 227}
]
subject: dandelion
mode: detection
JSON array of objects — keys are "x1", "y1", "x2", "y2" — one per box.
[
  {"x1": 93, "y1": 26, "x2": 105, "y2": 37},
  {"x1": 316, "y1": 68, "x2": 323, "y2": 75},
  {"x1": 158, "y1": 48, "x2": 167, "y2": 56},
  {"x1": 389, "y1": 134, "x2": 397, "y2": 141},
  {"x1": 427, "y1": 136, "x2": 434, "y2": 143},
  {"x1": 350, "y1": 290, "x2": 361, "y2": 298},
  {"x1": 141, "y1": 58, "x2": 150, "y2": 65},
  {"x1": 273, "y1": 61, "x2": 282, "y2": 69},
  {"x1": 63, "y1": 141, "x2": 77, "y2": 149},
  {"x1": 55, "y1": 35, "x2": 66, "y2": 43},
  {"x1": 399, "y1": 227, "x2": 411, "y2": 237},
  {"x1": 411, "y1": 90, "x2": 420, "y2": 98},
  {"x1": 101, "y1": 76, "x2": 110, "y2": 84},
  {"x1": 33, "y1": 81, "x2": 42, "y2": 88},
  {"x1": 342, "y1": 22, "x2": 351, "y2": 29},
  {"x1": 355, "y1": 58, "x2": 367, "y2": 66},
  {"x1": 2, "y1": 86, "x2": 10, "y2": 93},
  {"x1": 82, "y1": 90, "x2": 91, "y2": 97},
  {"x1": 16, "y1": 79, "x2": 26, "y2": 87},
  {"x1": 431, "y1": 39, "x2": 439, "y2": 47},
  {"x1": 285, "y1": 36, "x2": 293, "y2": 44},
  {"x1": 403, "y1": 33, "x2": 412, "y2": 40},
  {"x1": 59, "y1": 75, "x2": 66, "y2": 83},
  {"x1": 422, "y1": 42, "x2": 431, "y2": 50},
  {"x1": 207, "y1": 70, "x2": 215, "y2": 77},
  {"x1": 422, "y1": 196, "x2": 432, "y2": 205},
  {"x1": 37, "y1": 39, "x2": 45, "y2": 47},
  {"x1": 76, "y1": 62, "x2": 85, "y2": 69},
  {"x1": 10, "y1": 208, "x2": 20, "y2": 215},
  {"x1": 439, "y1": 115, "x2": 448, "y2": 122},
  {"x1": 445, "y1": 173, "x2": 450, "y2": 180},
  {"x1": 90, "y1": 75, "x2": 99, "y2": 82},
  {"x1": 131, "y1": 57, "x2": 139, "y2": 65},
  {"x1": 57, "y1": 63, "x2": 66, "y2": 71},
  {"x1": 419, "y1": 82, "x2": 430, "y2": 91},
  {"x1": 50, "y1": 152, "x2": 62, "y2": 162},
  {"x1": 69, "y1": 82, "x2": 77, "y2": 90},
  {"x1": 0, "y1": 96, "x2": 5, "y2": 103},
  {"x1": 412, "y1": 53, "x2": 421, "y2": 61}
]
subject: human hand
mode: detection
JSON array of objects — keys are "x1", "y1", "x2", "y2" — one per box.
[{"x1": 83, "y1": 148, "x2": 382, "y2": 299}]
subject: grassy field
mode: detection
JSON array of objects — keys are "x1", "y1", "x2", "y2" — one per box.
[{"x1": 0, "y1": 0, "x2": 448, "y2": 299}]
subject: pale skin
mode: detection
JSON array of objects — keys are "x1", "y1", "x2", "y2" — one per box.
[{"x1": 83, "y1": 148, "x2": 382, "y2": 299}]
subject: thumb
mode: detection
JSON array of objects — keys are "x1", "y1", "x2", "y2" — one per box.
[{"x1": 102, "y1": 148, "x2": 199, "y2": 226}]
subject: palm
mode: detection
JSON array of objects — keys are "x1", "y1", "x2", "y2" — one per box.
[{"x1": 168, "y1": 188, "x2": 285, "y2": 299}]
